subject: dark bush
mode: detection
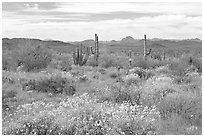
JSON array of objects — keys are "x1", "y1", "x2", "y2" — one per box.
[
  {"x1": 2, "y1": 88, "x2": 17, "y2": 111},
  {"x1": 22, "y1": 75, "x2": 76, "y2": 96},
  {"x1": 12, "y1": 45, "x2": 52, "y2": 72},
  {"x1": 192, "y1": 58, "x2": 202, "y2": 73}
]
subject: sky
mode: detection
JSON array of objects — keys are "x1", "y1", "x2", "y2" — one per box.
[{"x1": 2, "y1": 2, "x2": 202, "y2": 41}]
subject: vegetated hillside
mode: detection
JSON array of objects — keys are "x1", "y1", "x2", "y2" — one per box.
[
  {"x1": 2, "y1": 37, "x2": 202, "y2": 54},
  {"x1": 105, "y1": 37, "x2": 202, "y2": 54},
  {"x1": 2, "y1": 38, "x2": 77, "y2": 53}
]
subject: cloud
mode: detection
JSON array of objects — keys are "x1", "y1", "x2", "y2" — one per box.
[{"x1": 2, "y1": 2, "x2": 202, "y2": 41}]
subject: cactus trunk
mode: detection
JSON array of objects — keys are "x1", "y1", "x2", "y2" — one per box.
[
  {"x1": 144, "y1": 34, "x2": 147, "y2": 60},
  {"x1": 94, "y1": 34, "x2": 99, "y2": 66},
  {"x1": 163, "y1": 50, "x2": 166, "y2": 61}
]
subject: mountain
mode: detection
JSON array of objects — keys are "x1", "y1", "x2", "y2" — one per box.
[
  {"x1": 2, "y1": 37, "x2": 202, "y2": 53},
  {"x1": 120, "y1": 36, "x2": 136, "y2": 44},
  {"x1": 2, "y1": 38, "x2": 77, "y2": 52}
]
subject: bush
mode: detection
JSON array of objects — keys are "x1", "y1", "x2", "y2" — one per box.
[
  {"x1": 192, "y1": 58, "x2": 202, "y2": 73},
  {"x1": 151, "y1": 52, "x2": 162, "y2": 61},
  {"x1": 131, "y1": 57, "x2": 168, "y2": 70},
  {"x1": 108, "y1": 70, "x2": 119, "y2": 79},
  {"x1": 2, "y1": 50, "x2": 18, "y2": 71},
  {"x1": 99, "y1": 54, "x2": 116, "y2": 68},
  {"x1": 168, "y1": 60, "x2": 189, "y2": 76},
  {"x1": 49, "y1": 53, "x2": 73, "y2": 71},
  {"x1": 86, "y1": 56, "x2": 98, "y2": 67},
  {"x1": 4, "y1": 116, "x2": 67, "y2": 135},
  {"x1": 157, "y1": 93, "x2": 202, "y2": 127},
  {"x1": 22, "y1": 75, "x2": 76, "y2": 96},
  {"x1": 129, "y1": 67, "x2": 154, "y2": 80},
  {"x1": 122, "y1": 74, "x2": 140, "y2": 86},
  {"x1": 12, "y1": 45, "x2": 52, "y2": 72},
  {"x1": 98, "y1": 83, "x2": 141, "y2": 105},
  {"x1": 49, "y1": 59, "x2": 72, "y2": 72},
  {"x1": 71, "y1": 109, "x2": 113, "y2": 135}
]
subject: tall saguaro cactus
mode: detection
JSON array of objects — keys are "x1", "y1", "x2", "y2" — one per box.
[
  {"x1": 163, "y1": 50, "x2": 166, "y2": 61},
  {"x1": 72, "y1": 43, "x2": 90, "y2": 66},
  {"x1": 94, "y1": 34, "x2": 99, "y2": 66},
  {"x1": 144, "y1": 34, "x2": 147, "y2": 60},
  {"x1": 128, "y1": 50, "x2": 132, "y2": 66}
]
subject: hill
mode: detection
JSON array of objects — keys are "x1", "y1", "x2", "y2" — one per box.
[
  {"x1": 2, "y1": 37, "x2": 202, "y2": 54},
  {"x1": 2, "y1": 38, "x2": 77, "y2": 53}
]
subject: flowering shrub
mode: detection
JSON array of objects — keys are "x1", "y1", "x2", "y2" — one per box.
[{"x1": 3, "y1": 93, "x2": 161, "y2": 135}]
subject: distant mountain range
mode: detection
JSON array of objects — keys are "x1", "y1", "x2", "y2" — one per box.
[{"x1": 2, "y1": 36, "x2": 202, "y2": 51}]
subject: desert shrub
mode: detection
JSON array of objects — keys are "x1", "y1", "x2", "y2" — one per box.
[
  {"x1": 140, "y1": 76, "x2": 178, "y2": 107},
  {"x1": 180, "y1": 54, "x2": 202, "y2": 73},
  {"x1": 142, "y1": 88, "x2": 177, "y2": 107},
  {"x1": 107, "y1": 69, "x2": 119, "y2": 79},
  {"x1": 2, "y1": 50, "x2": 18, "y2": 71},
  {"x1": 86, "y1": 56, "x2": 98, "y2": 67},
  {"x1": 98, "y1": 83, "x2": 141, "y2": 105},
  {"x1": 122, "y1": 74, "x2": 140, "y2": 86},
  {"x1": 151, "y1": 52, "x2": 162, "y2": 61},
  {"x1": 2, "y1": 76, "x2": 15, "y2": 84},
  {"x1": 59, "y1": 60, "x2": 72, "y2": 71},
  {"x1": 99, "y1": 54, "x2": 116, "y2": 68},
  {"x1": 70, "y1": 109, "x2": 113, "y2": 135},
  {"x1": 157, "y1": 93, "x2": 202, "y2": 127},
  {"x1": 3, "y1": 116, "x2": 66, "y2": 135},
  {"x1": 168, "y1": 59, "x2": 189, "y2": 76},
  {"x1": 49, "y1": 53, "x2": 73, "y2": 71},
  {"x1": 113, "y1": 91, "x2": 132, "y2": 104},
  {"x1": 131, "y1": 57, "x2": 168, "y2": 70},
  {"x1": 12, "y1": 45, "x2": 52, "y2": 72},
  {"x1": 117, "y1": 118, "x2": 158, "y2": 135},
  {"x1": 97, "y1": 68, "x2": 106, "y2": 75},
  {"x1": 22, "y1": 75, "x2": 76, "y2": 96},
  {"x1": 158, "y1": 113, "x2": 199, "y2": 135},
  {"x1": 2, "y1": 89, "x2": 17, "y2": 111},
  {"x1": 129, "y1": 67, "x2": 154, "y2": 80},
  {"x1": 49, "y1": 59, "x2": 72, "y2": 72},
  {"x1": 115, "y1": 105, "x2": 161, "y2": 135},
  {"x1": 191, "y1": 58, "x2": 202, "y2": 73}
]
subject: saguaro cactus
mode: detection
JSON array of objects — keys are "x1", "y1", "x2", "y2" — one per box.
[
  {"x1": 128, "y1": 50, "x2": 132, "y2": 66},
  {"x1": 144, "y1": 34, "x2": 147, "y2": 60},
  {"x1": 72, "y1": 43, "x2": 90, "y2": 66},
  {"x1": 94, "y1": 34, "x2": 99, "y2": 66},
  {"x1": 90, "y1": 34, "x2": 99, "y2": 66},
  {"x1": 163, "y1": 50, "x2": 166, "y2": 61}
]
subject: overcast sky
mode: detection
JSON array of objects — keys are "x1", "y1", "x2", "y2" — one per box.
[{"x1": 2, "y1": 2, "x2": 202, "y2": 41}]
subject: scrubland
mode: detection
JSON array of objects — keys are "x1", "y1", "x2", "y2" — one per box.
[{"x1": 2, "y1": 40, "x2": 202, "y2": 135}]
